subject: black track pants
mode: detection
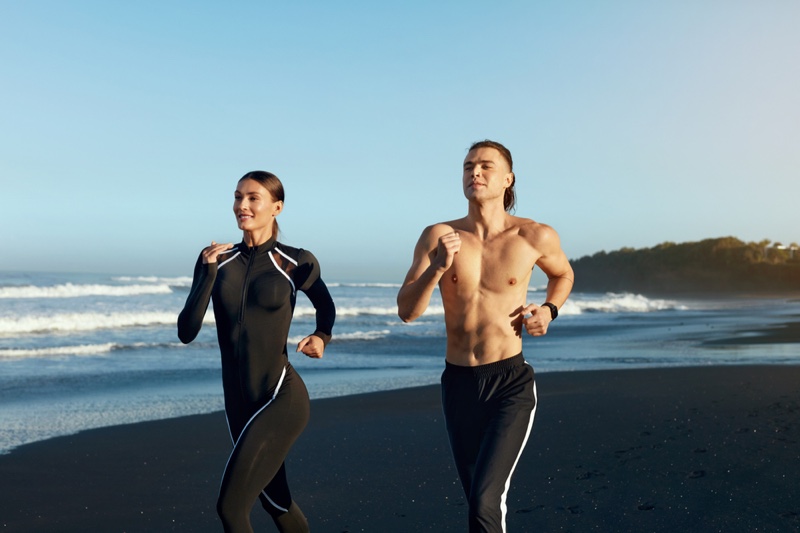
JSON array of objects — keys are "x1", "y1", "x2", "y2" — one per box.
[{"x1": 441, "y1": 353, "x2": 537, "y2": 533}]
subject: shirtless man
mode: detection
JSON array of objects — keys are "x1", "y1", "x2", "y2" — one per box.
[{"x1": 397, "y1": 140, "x2": 574, "y2": 532}]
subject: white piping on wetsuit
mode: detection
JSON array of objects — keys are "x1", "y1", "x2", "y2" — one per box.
[
  {"x1": 268, "y1": 246, "x2": 296, "y2": 295},
  {"x1": 499, "y1": 369, "x2": 537, "y2": 532},
  {"x1": 221, "y1": 365, "x2": 289, "y2": 512},
  {"x1": 275, "y1": 246, "x2": 297, "y2": 266},
  {"x1": 274, "y1": 247, "x2": 298, "y2": 266},
  {"x1": 262, "y1": 490, "x2": 288, "y2": 513},
  {"x1": 218, "y1": 249, "x2": 241, "y2": 269}
]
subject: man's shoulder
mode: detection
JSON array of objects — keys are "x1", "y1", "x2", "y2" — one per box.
[
  {"x1": 421, "y1": 219, "x2": 466, "y2": 238},
  {"x1": 509, "y1": 215, "x2": 552, "y2": 231},
  {"x1": 513, "y1": 216, "x2": 559, "y2": 243}
]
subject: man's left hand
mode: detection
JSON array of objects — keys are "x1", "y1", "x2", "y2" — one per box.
[{"x1": 521, "y1": 304, "x2": 553, "y2": 337}]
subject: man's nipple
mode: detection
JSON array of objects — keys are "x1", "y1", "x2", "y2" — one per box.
[
  {"x1": 508, "y1": 278, "x2": 517, "y2": 285},
  {"x1": 451, "y1": 274, "x2": 458, "y2": 283}
]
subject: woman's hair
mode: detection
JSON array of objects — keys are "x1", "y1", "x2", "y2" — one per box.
[
  {"x1": 468, "y1": 140, "x2": 516, "y2": 212},
  {"x1": 239, "y1": 171, "x2": 284, "y2": 236}
]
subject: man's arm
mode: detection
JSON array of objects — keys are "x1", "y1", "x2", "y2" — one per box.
[
  {"x1": 522, "y1": 224, "x2": 574, "y2": 336},
  {"x1": 397, "y1": 225, "x2": 460, "y2": 323},
  {"x1": 538, "y1": 232, "x2": 574, "y2": 310}
]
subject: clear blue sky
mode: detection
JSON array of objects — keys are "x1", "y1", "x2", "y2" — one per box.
[{"x1": 2, "y1": 1, "x2": 798, "y2": 282}]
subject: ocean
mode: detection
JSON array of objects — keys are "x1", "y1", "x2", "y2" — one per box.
[{"x1": 1, "y1": 271, "x2": 798, "y2": 455}]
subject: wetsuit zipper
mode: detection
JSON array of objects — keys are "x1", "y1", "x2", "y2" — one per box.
[
  {"x1": 239, "y1": 246, "x2": 257, "y2": 324},
  {"x1": 235, "y1": 247, "x2": 257, "y2": 366}
]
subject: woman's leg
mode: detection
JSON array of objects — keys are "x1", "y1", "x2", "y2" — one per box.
[
  {"x1": 258, "y1": 463, "x2": 309, "y2": 532},
  {"x1": 217, "y1": 371, "x2": 310, "y2": 533}
]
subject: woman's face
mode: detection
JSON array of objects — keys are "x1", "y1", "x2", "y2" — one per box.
[{"x1": 233, "y1": 179, "x2": 283, "y2": 234}]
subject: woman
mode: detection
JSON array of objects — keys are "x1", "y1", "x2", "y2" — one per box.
[{"x1": 178, "y1": 171, "x2": 335, "y2": 533}]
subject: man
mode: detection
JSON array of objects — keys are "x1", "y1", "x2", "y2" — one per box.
[{"x1": 397, "y1": 140, "x2": 574, "y2": 532}]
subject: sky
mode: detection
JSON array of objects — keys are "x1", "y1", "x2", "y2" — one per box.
[{"x1": 1, "y1": 1, "x2": 798, "y2": 283}]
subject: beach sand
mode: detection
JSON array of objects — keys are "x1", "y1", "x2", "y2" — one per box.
[{"x1": 1, "y1": 365, "x2": 798, "y2": 532}]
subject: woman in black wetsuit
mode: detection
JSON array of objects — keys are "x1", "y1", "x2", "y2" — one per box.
[{"x1": 178, "y1": 171, "x2": 335, "y2": 533}]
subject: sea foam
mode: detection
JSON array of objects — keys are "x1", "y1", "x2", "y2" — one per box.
[
  {"x1": 0, "y1": 311, "x2": 214, "y2": 335},
  {"x1": 0, "y1": 343, "x2": 117, "y2": 359},
  {"x1": 293, "y1": 304, "x2": 445, "y2": 317},
  {"x1": 563, "y1": 293, "x2": 686, "y2": 314},
  {"x1": 0, "y1": 283, "x2": 173, "y2": 299}
]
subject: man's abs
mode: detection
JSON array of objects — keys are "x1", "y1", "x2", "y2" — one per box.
[{"x1": 442, "y1": 296, "x2": 526, "y2": 366}]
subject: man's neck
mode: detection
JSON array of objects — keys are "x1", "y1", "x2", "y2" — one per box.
[{"x1": 465, "y1": 201, "x2": 509, "y2": 240}]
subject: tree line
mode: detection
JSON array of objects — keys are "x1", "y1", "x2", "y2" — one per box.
[{"x1": 570, "y1": 237, "x2": 800, "y2": 295}]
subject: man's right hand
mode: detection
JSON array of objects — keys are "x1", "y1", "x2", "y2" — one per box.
[
  {"x1": 397, "y1": 226, "x2": 460, "y2": 323},
  {"x1": 201, "y1": 241, "x2": 234, "y2": 264},
  {"x1": 434, "y1": 232, "x2": 461, "y2": 272}
]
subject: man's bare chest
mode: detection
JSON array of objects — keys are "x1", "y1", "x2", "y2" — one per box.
[{"x1": 444, "y1": 237, "x2": 538, "y2": 294}]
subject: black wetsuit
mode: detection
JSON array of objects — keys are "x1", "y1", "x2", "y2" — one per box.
[
  {"x1": 178, "y1": 237, "x2": 335, "y2": 533},
  {"x1": 441, "y1": 353, "x2": 537, "y2": 532}
]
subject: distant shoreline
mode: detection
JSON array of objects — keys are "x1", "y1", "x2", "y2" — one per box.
[
  {"x1": 610, "y1": 289, "x2": 800, "y2": 300},
  {"x1": 570, "y1": 237, "x2": 800, "y2": 296}
]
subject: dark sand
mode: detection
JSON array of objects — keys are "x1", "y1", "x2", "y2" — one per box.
[{"x1": 1, "y1": 365, "x2": 799, "y2": 532}]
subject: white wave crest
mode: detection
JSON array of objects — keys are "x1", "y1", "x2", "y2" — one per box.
[
  {"x1": 334, "y1": 330, "x2": 391, "y2": 341},
  {"x1": 287, "y1": 330, "x2": 391, "y2": 345},
  {"x1": 565, "y1": 293, "x2": 686, "y2": 314},
  {"x1": 293, "y1": 305, "x2": 445, "y2": 317},
  {"x1": 0, "y1": 283, "x2": 173, "y2": 299},
  {"x1": 0, "y1": 311, "x2": 213, "y2": 335},
  {"x1": 327, "y1": 282, "x2": 402, "y2": 288},
  {"x1": 113, "y1": 276, "x2": 193, "y2": 286},
  {"x1": 0, "y1": 343, "x2": 117, "y2": 359}
]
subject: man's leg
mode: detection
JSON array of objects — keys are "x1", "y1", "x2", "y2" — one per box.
[
  {"x1": 469, "y1": 363, "x2": 537, "y2": 532},
  {"x1": 441, "y1": 363, "x2": 486, "y2": 499},
  {"x1": 442, "y1": 357, "x2": 537, "y2": 532}
]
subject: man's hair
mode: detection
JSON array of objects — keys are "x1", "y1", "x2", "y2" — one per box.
[
  {"x1": 468, "y1": 140, "x2": 515, "y2": 212},
  {"x1": 239, "y1": 171, "x2": 285, "y2": 236}
]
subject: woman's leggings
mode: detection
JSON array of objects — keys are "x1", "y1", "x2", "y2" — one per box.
[
  {"x1": 217, "y1": 364, "x2": 311, "y2": 533},
  {"x1": 441, "y1": 353, "x2": 538, "y2": 533}
]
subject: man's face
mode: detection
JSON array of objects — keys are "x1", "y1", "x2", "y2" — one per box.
[{"x1": 462, "y1": 147, "x2": 513, "y2": 204}]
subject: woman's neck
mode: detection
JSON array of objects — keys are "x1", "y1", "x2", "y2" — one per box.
[{"x1": 242, "y1": 228, "x2": 274, "y2": 248}]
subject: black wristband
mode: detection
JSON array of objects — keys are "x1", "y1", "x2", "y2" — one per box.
[{"x1": 542, "y1": 302, "x2": 558, "y2": 320}]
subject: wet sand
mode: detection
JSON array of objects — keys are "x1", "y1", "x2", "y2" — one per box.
[{"x1": 1, "y1": 365, "x2": 798, "y2": 532}]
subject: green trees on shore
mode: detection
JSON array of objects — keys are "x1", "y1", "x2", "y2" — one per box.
[{"x1": 570, "y1": 237, "x2": 800, "y2": 294}]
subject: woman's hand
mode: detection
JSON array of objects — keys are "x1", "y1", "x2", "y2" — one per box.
[
  {"x1": 201, "y1": 241, "x2": 234, "y2": 264},
  {"x1": 296, "y1": 335, "x2": 325, "y2": 358}
]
